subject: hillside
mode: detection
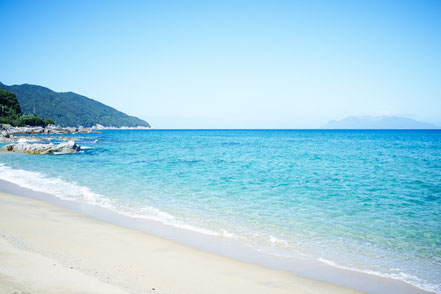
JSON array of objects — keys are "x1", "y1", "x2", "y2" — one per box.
[
  {"x1": 0, "y1": 88, "x2": 54, "y2": 127},
  {"x1": 323, "y1": 116, "x2": 439, "y2": 129},
  {"x1": 0, "y1": 82, "x2": 150, "y2": 128},
  {"x1": 0, "y1": 88, "x2": 22, "y2": 116}
]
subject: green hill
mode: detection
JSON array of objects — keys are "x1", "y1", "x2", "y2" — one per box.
[
  {"x1": 0, "y1": 88, "x2": 22, "y2": 117},
  {"x1": 0, "y1": 88, "x2": 54, "y2": 127},
  {"x1": 0, "y1": 82, "x2": 150, "y2": 128}
]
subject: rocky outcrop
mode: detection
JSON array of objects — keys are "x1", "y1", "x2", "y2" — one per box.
[
  {"x1": 0, "y1": 124, "x2": 98, "y2": 146},
  {"x1": 6, "y1": 126, "x2": 96, "y2": 135},
  {"x1": 0, "y1": 129, "x2": 15, "y2": 142},
  {"x1": 0, "y1": 136, "x2": 15, "y2": 143},
  {"x1": 0, "y1": 125, "x2": 97, "y2": 143},
  {"x1": 0, "y1": 141, "x2": 81, "y2": 154}
]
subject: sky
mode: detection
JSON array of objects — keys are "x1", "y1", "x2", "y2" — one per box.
[{"x1": 1, "y1": 0, "x2": 440, "y2": 128}]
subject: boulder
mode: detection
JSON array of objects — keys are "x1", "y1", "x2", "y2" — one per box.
[
  {"x1": 0, "y1": 136, "x2": 14, "y2": 143},
  {"x1": 1, "y1": 130, "x2": 9, "y2": 137},
  {"x1": 0, "y1": 141, "x2": 81, "y2": 154},
  {"x1": 0, "y1": 129, "x2": 14, "y2": 142}
]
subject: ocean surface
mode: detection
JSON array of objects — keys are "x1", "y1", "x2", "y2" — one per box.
[{"x1": 1, "y1": 130, "x2": 440, "y2": 293}]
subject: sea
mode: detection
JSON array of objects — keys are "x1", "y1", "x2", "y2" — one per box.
[{"x1": 0, "y1": 130, "x2": 440, "y2": 293}]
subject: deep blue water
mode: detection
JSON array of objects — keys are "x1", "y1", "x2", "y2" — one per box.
[{"x1": 1, "y1": 130, "x2": 440, "y2": 292}]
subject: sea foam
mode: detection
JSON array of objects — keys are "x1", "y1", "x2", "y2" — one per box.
[{"x1": 0, "y1": 163, "x2": 237, "y2": 239}]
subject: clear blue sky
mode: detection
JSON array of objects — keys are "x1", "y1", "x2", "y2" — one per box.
[{"x1": 1, "y1": 0, "x2": 440, "y2": 128}]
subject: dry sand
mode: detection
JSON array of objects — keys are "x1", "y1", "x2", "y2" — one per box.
[{"x1": 0, "y1": 192, "x2": 359, "y2": 294}]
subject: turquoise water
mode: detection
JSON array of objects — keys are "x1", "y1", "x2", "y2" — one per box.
[{"x1": 1, "y1": 130, "x2": 440, "y2": 292}]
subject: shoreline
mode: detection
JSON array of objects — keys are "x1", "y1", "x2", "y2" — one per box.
[
  {"x1": 0, "y1": 178, "x2": 433, "y2": 294},
  {"x1": 0, "y1": 189, "x2": 358, "y2": 294}
]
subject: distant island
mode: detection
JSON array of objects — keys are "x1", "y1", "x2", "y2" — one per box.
[
  {"x1": 0, "y1": 82, "x2": 150, "y2": 128},
  {"x1": 322, "y1": 116, "x2": 439, "y2": 129}
]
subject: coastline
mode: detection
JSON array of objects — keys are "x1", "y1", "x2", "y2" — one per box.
[
  {"x1": 0, "y1": 178, "x2": 433, "y2": 294},
  {"x1": 0, "y1": 189, "x2": 357, "y2": 294}
]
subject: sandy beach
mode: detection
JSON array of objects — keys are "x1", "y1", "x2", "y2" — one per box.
[{"x1": 0, "y1": 192, "x2": 359, "y2": 294}]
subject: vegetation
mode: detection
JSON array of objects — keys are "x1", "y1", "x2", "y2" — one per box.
[
  {"x1": 0, "y1": 82, "x2": 150, "y2": 128},
  {"x1": 0, "y1": 88, "x2": 22, "y2": 117},
  {"x1": 0, "y1": 88, "x2": 54, "y2": 127},
  {"x1": 0, "y1": 114, "x2": 55, "y2": 127}
]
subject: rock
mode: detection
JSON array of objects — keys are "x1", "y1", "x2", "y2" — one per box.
[
  {"x1": 6, "y1": 126, "x2": 44, "y2": 135},
  {"x1": 5, "y1": 126, "x2": 94, "y2": 135},
  {"x1": 0, "y1": 141, "x2": 81, "y2": 154},
  {"x1": 0, "y1": 128, "x2": 13, "y2": 142},
  {"x1": 49, "y1": 141, "x2": 81, "y2": 153},
  {"x1": 0, "y1": 135, "x2": 47, "y2": 143},
  {"x1": 0, "y1": 136, "x2": 15, "y2": 143}
]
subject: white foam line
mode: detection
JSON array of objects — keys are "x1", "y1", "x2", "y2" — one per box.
[
  {"x1": 0, "y1": 163, "x2": 237, "y2": 239},
  {"x1": 317, "y1": 258, "x2": 440, "y2": 294}
]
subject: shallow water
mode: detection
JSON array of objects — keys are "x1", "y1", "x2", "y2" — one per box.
[{"x1": 1, "y1": 130, "x2": 440, "y2": 293}]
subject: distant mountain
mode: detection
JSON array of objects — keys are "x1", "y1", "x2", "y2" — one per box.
[
  {"x1": 323, "y1": 116, "x2": 439, "y2": 129},
  {"x1": 0, "y1": 82, "x2": 150, "y2": 128}
]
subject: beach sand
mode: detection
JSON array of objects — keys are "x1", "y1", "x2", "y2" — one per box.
[{"x1": 0, "y1": 192, "x2": 360, "y2": 294}]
